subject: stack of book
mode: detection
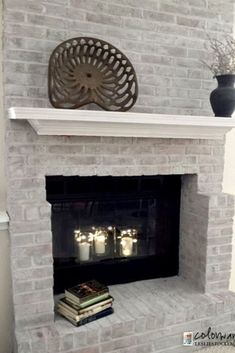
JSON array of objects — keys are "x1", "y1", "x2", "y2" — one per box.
[{"x1": 56, "y1": 279, "x2": 114, "y2": 326}]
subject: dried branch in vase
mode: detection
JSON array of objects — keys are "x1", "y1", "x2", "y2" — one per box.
[{"x1": 202, "y1": 35, "x2": 235, "y2": 76}]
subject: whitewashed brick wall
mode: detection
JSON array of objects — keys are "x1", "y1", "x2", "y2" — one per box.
[
  {"x1": 3, "y1": 1, "x2": 235, "y2": 352},
  {"x1": 3, "y1": 0, "x2": 235, "y2": 114},
  {"x1": 5, "y1": 122, "x2": 235, "y2": 353}
]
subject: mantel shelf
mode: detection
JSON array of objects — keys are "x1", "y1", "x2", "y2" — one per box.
[
  {"x1": 0, "y1": 211, "x2": 9, "y2": 231},
  {"x1": 8, "y1": 107, "x2": 235, "y2": 139}
]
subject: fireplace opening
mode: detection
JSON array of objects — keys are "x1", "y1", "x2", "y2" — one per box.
[{"x1": 46, "y1": 175, "x2": 181, "y2": 294}]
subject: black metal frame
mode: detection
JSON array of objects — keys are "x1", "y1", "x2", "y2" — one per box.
[{"x1": 46, "y1": 175, "x2": 181, "y2": 294}]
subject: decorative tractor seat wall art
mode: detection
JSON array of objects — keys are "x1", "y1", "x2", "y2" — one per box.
[{"x1": 48, "y1": 37, "x2": 138, "y2": 111}]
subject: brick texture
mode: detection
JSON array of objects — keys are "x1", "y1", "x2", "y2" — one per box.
[
  {"x1": 6, "y1": 131, "x2": 235, "y2": 353},
  {"x1": 3, "y1": 0, "x2": 235, "y2": 352},
  {"x1": 3, "y1": 0, "x2": 234, "y2": 114},
  {"x1": 15, "y1": 278, "x2": 235, "y2": 353}
]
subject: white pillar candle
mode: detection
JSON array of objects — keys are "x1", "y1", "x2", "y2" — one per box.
[
  {"x1": 78, "y1": 242, "x2": 90, "y2": 261},
  {"x1": 95, "y1": 234, "x2": 106, "y2": 255},
  {"x1": 121, "y1": 237, "x2": 133, "y2": 256}
]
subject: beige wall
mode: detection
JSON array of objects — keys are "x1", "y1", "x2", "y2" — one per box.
[{"x1": 0, "y1": 1, "x2": 13, "y2": 353}]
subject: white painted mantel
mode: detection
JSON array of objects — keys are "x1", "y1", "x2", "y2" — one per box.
[
  {"x1": 0, "y1": 211, "x2": 9, "y2": 231},
  {"x1": 8, "y1": 107, "x2": 235, "y2": 139}
]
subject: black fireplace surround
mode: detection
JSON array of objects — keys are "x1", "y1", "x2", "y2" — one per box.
[{"x1": 46, "y1": 175, "x2": 181, "y2": 294}]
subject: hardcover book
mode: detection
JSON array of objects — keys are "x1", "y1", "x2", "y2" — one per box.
[
  {"x1": 65, "y1": 292, "x2": 110, "y2": 308},
  {"x1": 57, "y1": 302, "x2": 112, "y2": 322},
  {"x1": 65, "y1": 280, "x2": 108, "y2": 304},
  {"x1": 59, "y1": 296, "x2": 113, "y2": 315},
  {"x1": 57, "y1": 307, "x2": 114, "y2": 327}
]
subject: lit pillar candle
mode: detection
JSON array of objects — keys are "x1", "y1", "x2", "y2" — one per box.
[
  {"x1": 94, "y1": 234, "x2": 106, "y2": 255},
  {"x1": 121, "y1": 237, "x2": 133, "y2": 256},
  {"x1": 78, "y1": 242, "x2": 90, "y2": 261}
]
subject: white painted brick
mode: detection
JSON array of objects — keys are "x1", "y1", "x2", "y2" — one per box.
[
  {"x1": 18, "y1": 342, "x2": 32, "y2": 353},
  {"x1": 60, "y1": 334, "x2": 74, "y2": 351},
  {"x1": 159, "y1": 2, "x2": 190, "y2": 15},
  {"x1": 5, "y1": 10, "x2": 26, "y2": 23},
  {"x1": 101, "y1": 336, "x2": 137, "y2": 353},
  {"x1": 14, "y1": 289, "x2": 53, "y2": 305},
  {"x1": 143, "y1": 10, "x2": 175, "y2": 23},
  {"x1": 6, "y1": 49, "x2": 45, "y2": 63},
  {"x1": 86, "y1": 13, "x2": 123, "y2": 27},
  {"x1": 176, "y1": 16, "x2": 206, "y2": 28},
  {"x1": 4, "y1": 1, "x2": 235, "y2": 352}
]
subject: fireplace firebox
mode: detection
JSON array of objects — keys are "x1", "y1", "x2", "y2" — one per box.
[{"x1": 46, "y1": 175, "x2": 181, "y2": 294}]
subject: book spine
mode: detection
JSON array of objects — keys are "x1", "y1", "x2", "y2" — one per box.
[
  {"x1": 58, "y1": 302, "x2": 78, "y2": 315},
  {"x1": 79, "y1": 293, "x2": 110, "y2": 308},
  {"x1": 79, "y1": 298, "x2": 113, "y2": 314},
  {"x1": 65, "y1": 288, "x2": 108, "y2": 304},
  {"x1": 57, "y1": 304, "x2": 77, "y2": 316},
  {"x1": 57, "y1": 302, "x2": 113, "y2": 322},
  {"x1": 60, "y1": 314, "x2": 79, "y2": 327},
  {"x1": 77, "y1": 307, "x2": 114, "y2": 326},
  {"x1": 59, "y1": 297, "x2": 113, "y2": 315},
  {"x1": 64, "y1": 292, "x2": 110, "y2": 308}
]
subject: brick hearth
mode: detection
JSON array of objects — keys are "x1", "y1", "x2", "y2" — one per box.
[{"x1": 16, "y1": 278, "x2": 235, "y2": 353}]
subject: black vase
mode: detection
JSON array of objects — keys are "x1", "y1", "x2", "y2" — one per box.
[{"x1": 210, "y1": 74, "x2": 235, "y2": 117}]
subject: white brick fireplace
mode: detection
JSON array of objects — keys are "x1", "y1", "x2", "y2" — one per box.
[
  {"x1": 7, "y1": 108, "x2": 235, "y2": 353},
  {"x1": 3, "y1": 0, "x2": 235, "y2": 351}
]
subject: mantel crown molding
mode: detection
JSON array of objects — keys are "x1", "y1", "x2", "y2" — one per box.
[{"x1": 8, "y1": 107, "x2": 235, "y2": 140}]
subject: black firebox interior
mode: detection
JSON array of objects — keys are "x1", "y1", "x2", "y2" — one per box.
[{"x1": 46, "y1": 175, "x2": 181, "y2": 294}]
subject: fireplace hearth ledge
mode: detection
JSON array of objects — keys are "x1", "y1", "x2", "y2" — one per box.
[
  {"x1": 0, "y1": 211, "x2": 9, "y2": 231},
  {"x1": 8, "y1": 107, "x2": 235, "y2": 139},
  {"x1": 16, "y1": 277, "x2": 235, "y2": 352}
]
